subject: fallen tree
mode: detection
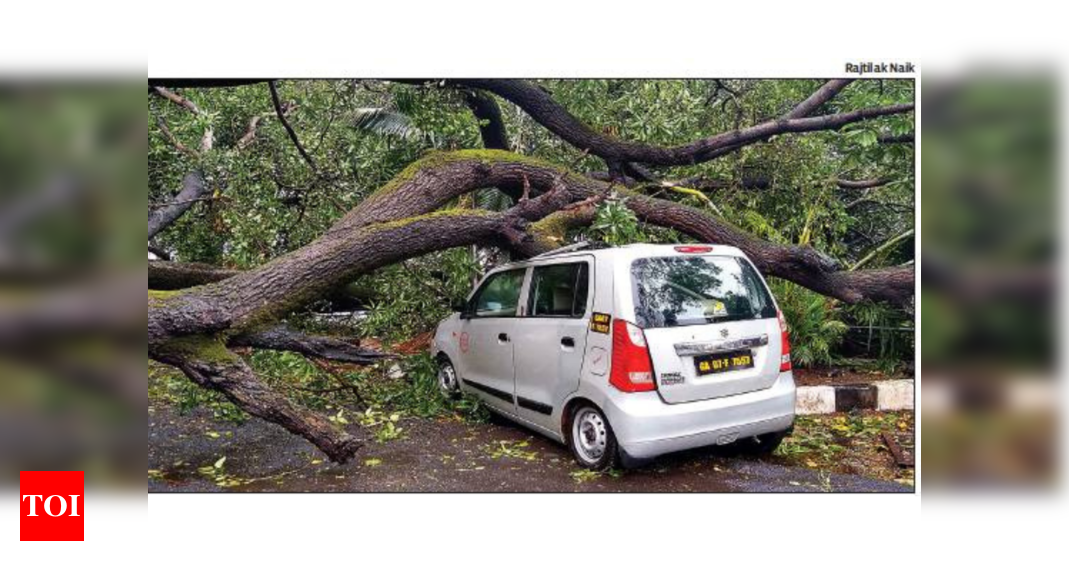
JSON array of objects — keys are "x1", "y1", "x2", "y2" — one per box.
[{"x1": 147, "y1": 80, "x2": 915, "y2": 463}]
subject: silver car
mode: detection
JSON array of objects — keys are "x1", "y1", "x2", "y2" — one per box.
[{"x1": 431, "y1": 243, "x2": 796, "y2": 470}]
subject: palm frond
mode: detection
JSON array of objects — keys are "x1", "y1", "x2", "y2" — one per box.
[
  {"x1": 350, "y1": 108, "x2": 424, "y2": 140},
  {"x1": 472, "y1": 188, "x2": 513, "y2": 212}
]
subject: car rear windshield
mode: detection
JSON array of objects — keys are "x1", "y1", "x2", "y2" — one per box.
[{"x1": 631, "y1": 256, "x2": 777, "y2": 328}]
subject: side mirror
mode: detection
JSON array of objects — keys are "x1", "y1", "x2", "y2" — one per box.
[{"x1": 452, "y1": 300, "x2": 469, "y2": 315}]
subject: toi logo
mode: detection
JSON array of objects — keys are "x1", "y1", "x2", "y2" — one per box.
[{"x1": 20, "y1": 471, "x2": 84, "y2": 541}]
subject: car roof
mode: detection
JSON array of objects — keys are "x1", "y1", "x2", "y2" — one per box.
[{"x1": 495, "y1": 243, "x2": 748, "y2": 271}]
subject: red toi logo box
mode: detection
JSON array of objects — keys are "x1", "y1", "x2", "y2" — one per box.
[{"x1": 20, "y1": 471, "x2": 84, "y2": 541}]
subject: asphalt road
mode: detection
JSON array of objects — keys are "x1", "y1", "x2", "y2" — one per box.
[{"x1": 148, "y1": 404, "x2": 911, "y2": 493}]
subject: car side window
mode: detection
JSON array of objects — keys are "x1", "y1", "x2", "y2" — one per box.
[
  {"x1": 529, "y1": 262, "x2": 589, "y2": 318},
  {"x1": 471, "y1": 269, "x2": 526, "y2": 318}
]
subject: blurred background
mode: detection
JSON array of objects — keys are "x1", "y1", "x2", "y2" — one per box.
[
  {"x1": 0, "y1": 83, "x2": 144, "y2": 489},
  {"x1": 922, "y1": 68, "x2": 1061, "y2": 491}
]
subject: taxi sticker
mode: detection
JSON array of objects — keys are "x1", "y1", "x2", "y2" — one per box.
[
  {"x1": 704, "y1": 299, "x2": 728, "y2": 318},
  {"x1": 590, "y1": 312, "x2": 612, "y2": 334}
]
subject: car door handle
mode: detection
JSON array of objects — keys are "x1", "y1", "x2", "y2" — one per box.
[
  {"x1": 561, "y1": 336, "x2": 575, "y2": 348},
  {"x1": 498, "y1": 333, "x2": 510, "y2": 343}
]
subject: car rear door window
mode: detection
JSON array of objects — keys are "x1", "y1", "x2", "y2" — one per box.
[
  {"x1": 529, "y1": 262, "x2": 589, "y2": 318},
  {"x1": 631, "y1": 256, "x2": 776, "y2": 328},
  {"x1": 471, "y1": 269, "x2": 526, "y2": 317}
]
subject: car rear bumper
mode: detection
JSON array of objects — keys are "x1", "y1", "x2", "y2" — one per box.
[{"x1": 603, "y1": 372, "x2": 796, "y2": 460}]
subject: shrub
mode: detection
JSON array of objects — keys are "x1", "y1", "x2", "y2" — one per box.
[{"x1": 769, "y1": 280, "x2": 848, "y2": 368}]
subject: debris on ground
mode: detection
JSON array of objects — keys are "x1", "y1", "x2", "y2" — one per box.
[
  {"x1": 881, "y1": 430, "x2": 915, "y2": 467},
  {"x1": 771, "y1": 410, "x2": 915, "y2": 485},
  {"x1": 393, "y1": 331, "x2": 434, "y2": 355}
]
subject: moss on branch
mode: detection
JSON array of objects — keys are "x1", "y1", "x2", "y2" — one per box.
[
  {"x1": 361, "y1": 149, "x2": 564, "y2": 206},
  {"x1": 156, "y1": 334, "x2": 237, "y2": 365}
]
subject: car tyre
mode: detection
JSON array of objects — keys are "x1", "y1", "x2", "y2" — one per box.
[
  {"x1": 436, "y1": 356, "x2": 461, "y2": 400},
  {"x1": 568, "y1": 404, "x2": 619, "y2": 471}
]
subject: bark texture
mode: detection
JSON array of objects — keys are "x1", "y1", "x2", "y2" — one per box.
[
  {"x1": 148, "y1": 171, "x2": 211, "y2": 239},
  {"x1": 229, "y1": 325, "x2": 393, "y2": 365},
  {"x1": 149, "y1": 261, "x2": 237, "y2": 290}
]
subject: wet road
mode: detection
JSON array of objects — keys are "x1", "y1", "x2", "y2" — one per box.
[{"x1": 148, "y1": 404, "x2": 911, "y2": 493}]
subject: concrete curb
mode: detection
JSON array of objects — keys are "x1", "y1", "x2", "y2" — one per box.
[{"x1": 795, "y1": 379, "x2": 913, "y2": 415}]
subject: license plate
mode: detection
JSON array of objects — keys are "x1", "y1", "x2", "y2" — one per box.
[{"x1": 694, "y1": 350, "x2": 754, "y2": 376}]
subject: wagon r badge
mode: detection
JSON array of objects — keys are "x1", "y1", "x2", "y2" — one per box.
[{"x1": 660, "y1": 372, "x2": 684, "y2": 385}]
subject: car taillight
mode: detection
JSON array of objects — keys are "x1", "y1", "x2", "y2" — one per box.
[
  {"x1": 777, "y1": 310, "x2": 792, "y2": 372},
  {"x1": 674, "y1": 245, "x2": 713, "y2": 254},
  {"x1": 610, "y1": 319, "x2": 656, "y2": 392}
]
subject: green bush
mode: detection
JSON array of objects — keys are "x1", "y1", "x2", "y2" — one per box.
[
  {"x1": 769, "y1": 280, "x2": 848, "y2": 368},
  {"x1": 844, "y1": 300, "x2": 914, "y2": 374}
]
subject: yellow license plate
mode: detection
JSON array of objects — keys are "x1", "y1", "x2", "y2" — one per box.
[{"x1": 694, "y1": 350, "x2": 754, "y2": 376}]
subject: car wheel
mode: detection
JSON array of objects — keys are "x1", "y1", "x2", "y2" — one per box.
[
  {"x1": 568, "y1": 405, "x2": 619, "y2": 471},
  {"x1": 437, "y1": 357, "x2": 460, "y2": 400},
  {"x1": 739, "y1": 428, "x2": 790, "y2": 456}
]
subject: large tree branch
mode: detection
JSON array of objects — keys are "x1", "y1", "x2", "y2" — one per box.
[
  {"x1": 149, "y1": 155, "x2": 583, "y2": 344},
  {"x1": 463, "y1": 90, "x2": 510, "y2": 150},
  {"x1": 329, "y1": 150, "x2": 620, "y2": 232},
  {"x1": 148, "y1": 171, "x2": 211, "y2": 239},
  {"x1": 783, "y1": 79, "x2": 854, "y2": 119},
  {"x1": 620, "y1": 195, "x2": 914, "y2": 305},
  {"x1": 148, "y1": 260, "x2": 237, "y2": 289},
  {"x1": 148, "y1": 261, "x2": 379, "y2": 315},
  {"x1": 229, "y1": 324, "x2": 394, "y2": 365},
  {"x1": 153, "y1": 151, "x2": 913, "y2": 344},
  {"x1": 449, "y1": 80, "x2": 912, "y2": 167},
  {"x1": 156, "y1": 342, "x2": 362, "y2": 463},
  {"x1": 150, "y1": 151, "x2": 913, "y2": 352}
]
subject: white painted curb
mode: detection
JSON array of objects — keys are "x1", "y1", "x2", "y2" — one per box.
[
  {"x1": 795, "y1": 379, "x2": 914, "y2": 415},
  {"x1": 795, "y1": 386, "x2": 836, "y2": 415},
  {"x1": 875, "y1": 379, "x2": 914, "y2": 411}
]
